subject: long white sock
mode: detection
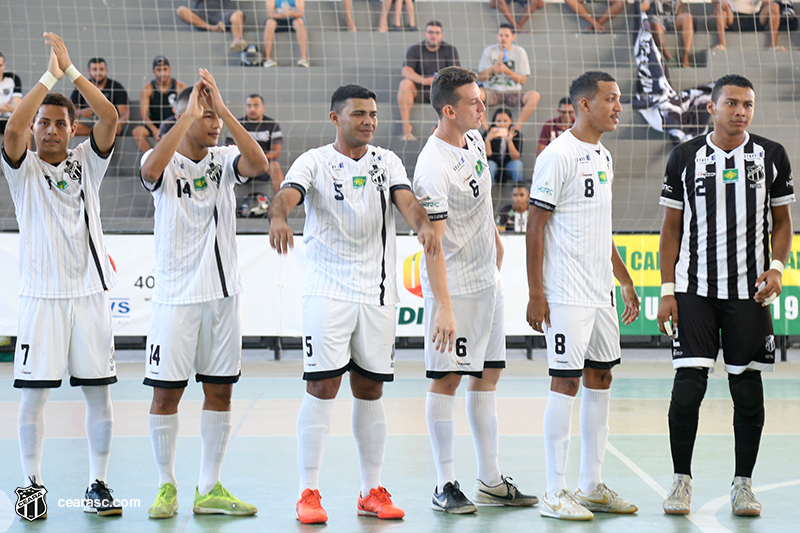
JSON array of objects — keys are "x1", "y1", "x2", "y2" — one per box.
[
  {"x1": 352, "y1": 398, "x2": 387, "y2": 497},
  {"x1": 198, "y1": 410, "x2": 232, "y2": 495},
  {"x1": 82, "y1": 385, "x2": 114, "y2": 485},
  {"x1": 543, "y1": 391, "x2": 575, "y2": 495},
  {"x1": 578, "y1": 387, "x2": 610, "y2": 494},
  {"x1": 465, "y1": 390, "x2": 502, "y2": 487},
  {"x1": 149, "y1": 413, "x2": 179, "y2": 487},
  {"x1": 18, "y1": 388, "x2": 50, "y2": 486},
  {"x1": 426, "y1": 392, "x2": 456, "y2": 492},
  {"x1": 297, "y1": 393, "x2": 334, "y2": 497}
]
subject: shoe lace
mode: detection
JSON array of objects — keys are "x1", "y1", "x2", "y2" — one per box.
[
  {"x1": 736, "y1": 484, "x2": 757, "y2": 505},
  {"x1": 596, "y1": 483, "x2": 619, "y2": 500},
  {"x1": 302, "y1": 489, "x2": 323, "y2": 508},
  {"x1": 91, "y1": 480, "x2": 114, "y2": 500},
  {"x1": 214, "y1": 485, "x2": 235, "y2": 499},
  {"x1": 372, "y1": 486, "x2": 393, "y2": 504},
  {"x1": 556, "y1": 489, "x2": 581, "y2": 506},
  {"x1": 668, "y1": 480, "x2": 688, "y2": 499},
  {"x1": 158, "y1": 484, "x2": 176, "y2": 499},
  {"x1": 28, "y1": 476, "x2": 44, "y2": 489}
]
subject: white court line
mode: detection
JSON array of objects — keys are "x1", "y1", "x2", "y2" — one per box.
[
  {"x1": 694, "y1": 479, "x2": 800, "y2": 530},
  {"x1": 0, "y1": 491, "x2": 14, "y2": 533},
  {"x1": 230, "y1": 381, "x2": 271, "y2": 438}
]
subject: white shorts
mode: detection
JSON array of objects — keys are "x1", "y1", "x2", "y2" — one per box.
[
  {"x1": 302, "y1": 296, "x2": 396, "y2": 381},
  {"x1": 144, "y1": 295, "x2": 242, "y2": 388},
  {"x1": 14, "y1": 292, "x2": 116, "y2": 388},
  {"x1": 424, "y1": 281, "x2": 506, "y2": 379},
  {"x1": 545, "y1": 304, "x2": 621, "y2": 377}
]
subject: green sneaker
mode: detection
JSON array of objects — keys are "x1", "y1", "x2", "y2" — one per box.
[
  {"x1": 148, "y1": 483, "x2": 178, "y2": 519},
  {"x1": 193, "y1": 482, "x2": 257, "y2": 516}
]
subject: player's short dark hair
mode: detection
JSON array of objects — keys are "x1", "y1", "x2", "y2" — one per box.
[
  {"x1": 330, "y1": 84, "x2": 376, "y2": 114},
  {"x1": 492, "y1": 107, "x2": 513, "y2": 123},
  {"x1": 430, "y1": 66, "x2": 478, "y2": 118},
  {"x1": 39, "y1": 92, "x2": 76, "y2": 124},
  {"x1": 246, "y1": 94, "x2": 264, "y2": 104},
  {"x1": 569, "y1": 71, "x2": 616, "y2": 107},
  {"x1": 0, "y1": 52, "x2": 4, "y2": 61},
  {"x1": 558, "y1": 96, "x2": 572, "y2": 107},
  {"x1": 512, "y1": 183, "x2": 530, "y2": 192},
  {"x1": 711, "y1": 74, "x2": 754, "y2": 103},
  {"x1": 499, "y1": 23, "x2": 516, "y2": 34},
  {"x1": 426, "y1": 20, "x2": 443, "y2": 30},
  {"x1": 174, "y1": 86, "x2": 194, "y2": 115},
  {"x1": 87, "y1": 57, "x2": 106, "y2": 68}
]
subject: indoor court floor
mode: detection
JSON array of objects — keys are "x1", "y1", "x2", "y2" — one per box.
[{"x1": 0, "y1": 348, "x2": 798, "y2": 533}]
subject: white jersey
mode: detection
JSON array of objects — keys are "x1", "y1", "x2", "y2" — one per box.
[
  {"x1": 413, "y1": 131, "x2": 499, "y2": 298},
  {"x1": 282, "y1": 144, "x2": 411, "y2": 306},
  {"x1": 1, "y1": 138, "x2": 118, "y2": 298},
  {"x1": 141, "y1": 145, "x2": 245, "y2": 305},
  {"x1": 529, "y1": 130, "x2": 615, "y2": 308}
]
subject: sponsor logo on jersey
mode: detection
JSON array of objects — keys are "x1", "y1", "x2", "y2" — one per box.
[
  {"x1": 598, "y1": 171, "x2": 608, "y2": 184},
  {"x1": 352, "y1": 175, "x2": 366, "y2": 188},
  {"x1": 696, "y1": 171, "x2": 715, "y2": 179},
  {"x1": 744, "y1": 151, "x2": 764, "y2": 161},
  {"x1": 453, "y1": 157, "x2": 466, "y2": 172},
  {"x1": 193, "y1": 177, "x2": 207, "y2": 190},
  {"x1": 56, "y1": 180, "x2": 68, "y2": 190},
  {"x1": 403, "y1": 251, "x2": 424, "y2": 298},
  {"x1": 695, "y1": 154, "x2": 715, "y2": 165},
  {"x1": 537, "y1": 185, "x2": 553, "y2": 196},
  {"x1": 662, "y1": 179, "x2": 673, "y2": 193},
  {"x1": 722, "y1": 169, "x2": 739, "y2": 183},
  {"x1": 576, "y1": 154, "x2": 591, "y2": 164},
  {"x1": 788, "y1": 178, "x2": 794, "y2": 188},
  {"x1": 475, "y1": 159, "x2": 485, "y2": 177}
]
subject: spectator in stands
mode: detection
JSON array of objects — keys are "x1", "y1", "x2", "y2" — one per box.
[
  {"x1": 263, "y1": 0, "x2": 310, "y2": 68},
  {"x1": 484, "y1": 108, "x2": 524, "y2": 183},
  {"x1": 132, "y1": 56, "x2": 187, "y2": 154},
  {"x1": 378, "y1": 0, "x2": 417, "y2": 32},
  {"x1": 713, "y1": 0, "x2": 785, "y2": 50},
  {"x1": 478, "y1": 24, "x2": 540, "y2": 130},
  {"x1": 564, "y1": 0, "x2": 626, "y2": 32},
  {"x1": 342, "y1": 0, "x2": 357, "y2": 31},
  {"x1": 0, "y1": 52, "x2": 22, "y2": 134},
  {"x1": 537, "y1": 97, "x2": 574, "y2": 154},
  {"x1": 397, "y1": 21, "x2": 460, "y2": 140},
  {"x1": 496, "y1": 184, "x2": 530, "y2": 233},
  {"x1": 176, "y1": 1, "x2": 248, "y2": 52},
  {"x1": 640, "y1": 0, "x2": 694, "y2": 68},
  {"x1": 490, "y1": 0, "x2": 546, "y2": 33},
  {"x1": 226, "y1": 94, "x2": 284, "y2": 194},
  {"x1": 69, "y1": 57, "x2": 129, "y2": 136}
]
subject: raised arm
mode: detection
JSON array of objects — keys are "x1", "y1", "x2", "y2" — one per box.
[
  {"x1": 392, "y1": 187, "x2": 441, "y2": 259},
  {"x1": 267, "y1": 186, "x2": 302, "y2": 253}
]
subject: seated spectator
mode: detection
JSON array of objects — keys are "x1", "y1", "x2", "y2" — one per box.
[
  {"x1": 69, "y1": 57, "x2": 130, "y2": 136},
  {"x1": 713, "y1": 0, "x2": 785, "y2": 50},
  {"x1": 397, "y1": 21, "x2": 460, "y2": 140},
  {"x1": 176, "y1": 0, "x2": 248, "y2": 52},
  {"x1": 0, "y1": 52, "x2": 22, "y2": 134},
  {"x1": 640, "y1": 0, "x2": 694, "y2": 68},
  {"x1": 341, "y1": 0, "x2": 357, "y2": 31},
  {"x1": 226, "y1": 94, "x2": 284, "y2": 194},
  {"x1": 484, "y1": 108, "x2": 524, "y2": 183},
  {"x1": 564, "y1": 0, "x2": 626, "y2": 32},
  {"x1": 478, "y1": 24, "x2": 540, "y2": 130},
  {"x1": 132, "y1": 56, "x2": 187, "y2": 154},
  {"x1": 490, "y1": 0, "x2": 545, "y2": 33},
  {"x1": 537, "y1": 97, "x2": 574, "y2": 154},
  {"x1": 496, "y1": 184, "x2": 530, "y2": 233},
  {"x1": 263, "y1": 0, "x2": 309, "y2": 68},
  {"x1": 379, "y1": 0, "x2": 417, "y2": 32}
]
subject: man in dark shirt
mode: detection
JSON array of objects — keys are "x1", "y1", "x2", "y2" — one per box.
[
  {"x1": 537, "y1": 97, "x2": 574, "y2": 155},
  {"x1": 0, "y1": 52, "x2": 22, "y2": 134},
  {"x1": 226, "y1": 94, "x2": 283, "y2": 193},
  {"x1": 397, "y1": 21, "x2": 460, "y2": 141},
  {"x1": 69, "y1": 57, "x2": 129, "y2": 136},
  {"x1": 496, "y1": 184, "x2": 530, "y2": 233}
]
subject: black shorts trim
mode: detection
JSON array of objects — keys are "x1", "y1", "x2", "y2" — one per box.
[
  {"x1": 303, "y1": 361, "x2": 394, "y2": 382},
  {"x1": 14, "y1": 379, "x2": 62, "y2": 389},
  {"x1": 426, "y1": 370, "x2": 483, "y2": 379},
  {"x1": 196, "y1": 372, "x2": 241, "y2": 385},
  {"x1": 143, "y1": 377, "x2": 189, "y2": 389},
  {"x1": 585, "y1": 359, "x2": 620, "y2": 370},
  {"x1": 70, "y1": 376, "x2": 118, "y2": 387},
  {"x1": 548, "y1": 369, "x2": 584, "y2": 378},
  {"x1": 350, "y1": 361, "x2": 394, "y2": 382},
  {"x1": 484, "y1": 361, "x2": 506, "y2": 369}
]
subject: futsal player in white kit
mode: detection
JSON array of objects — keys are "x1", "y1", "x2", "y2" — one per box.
[
  {"x1": 413, "y1": 66, "x2": 538, "y2": 514},
  {"x1": 526, "y1": 71, "x2": 639, "y2": 520},
  {"x1": 139, "y1": 71, "x2": 267, "y2": 519},
  {"x1": 268, "y1": 84, "x2": 439, "y2": 524},
  {"x1": 2, "y1": 33, "x2": 123, "y2": 518}
]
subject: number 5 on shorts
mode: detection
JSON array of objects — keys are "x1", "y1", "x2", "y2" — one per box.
[{"x1": 305, "y1": 336, "x2": 313, "y2": 357}]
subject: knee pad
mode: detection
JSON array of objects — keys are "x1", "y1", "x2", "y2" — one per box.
[
  {"x1": 729, "y1": 371, "x2": 765, "y2": 427},
  {"x1": 668, "y1": 367, "x2": 708, "y2": 422}
]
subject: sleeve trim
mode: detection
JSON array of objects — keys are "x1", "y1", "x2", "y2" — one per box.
[
  {"x1": 529, "y1": 198, "x2": 554, "y2": 212},
  {"x1": 232, "y1": 154, "x2": 247, "y2": 184},
  {"x1": 659, "y1": 197, "x2": 684, "y2": 210},
  {"x1": 389, "y1": 184, "x2": 412, "y2": 194},
  {"x1": 770, "y1": 195, "x2": 795, "y2": 207},
  {"x1": 1, "y1": 144, "x2": 25, "y2": 169},
  {"x1": 89, "y1": 130, "x2": 114, "y2": 160},
  {"x1": 428, "y1": 212, "x2": 447, "y2": 221},
  {"x1": 140, "y1": 171, "x2": 163, "y2": 192},
  {"x1": 283, "y1": 182, "x2": 306, "y2": 203}
]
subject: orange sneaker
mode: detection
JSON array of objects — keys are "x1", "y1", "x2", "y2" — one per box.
[
  {"x1": 357, "y1": 486, "x2": 405, "y2": 520},
  {"x1": 296, "y1": 488, "x2": 327, "y2": 524}
]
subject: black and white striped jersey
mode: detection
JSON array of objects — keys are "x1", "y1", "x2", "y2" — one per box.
[{"x1": 660, "y1": 132, "x2": 794, "y2": 299}]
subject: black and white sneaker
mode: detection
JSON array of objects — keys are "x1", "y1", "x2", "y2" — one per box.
[
  {"x1": 432, "y1": 481, "x2": 478, "y2": 514},
  {"x1": 84, "y1": 480, "x2": 123, "y2": 516},
  {"x1": 473, "y1": 476, "x2": 539, "y2": 506}
]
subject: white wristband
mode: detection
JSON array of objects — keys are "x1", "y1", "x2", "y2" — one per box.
[
  {"x1": 38, "y1": 71, "x2": 57, "y2": 91},
  {"x1": 65, "y1": 65, "x2": 81, "y2": 83},
  {"x1": 661, "y1": 282, "x2": 675, "y2": 297},
  {"x1": 770, "y1": 260, "x2": 784, "y2": 274}
]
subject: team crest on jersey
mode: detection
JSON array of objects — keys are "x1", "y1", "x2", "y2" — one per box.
[
  {"x1": 193, "y1": 177, "x2": 208, "y2": 190},
  {"x1": 747, "y1": 165, "x2": 765, "y2": 188},
  {"x1": 598, "y1": 171, "x2": 608, "y2": 184},
  {"x1": 722, "y1": 169, "x2": 739, "y2": 183},
  {"x1": 765, "y1": 335, "x2": 775, "y2": 353},
  {"x1": 369, "y1": 166, "x2": 386, "y2": 190},
  {"x1": 64, "y1": 159, "x2": 82, "y2": 183},
  {"x1": 206, "y1": 161, "x2": 222, "y2": 185},
  {"x1": 2, "y1": 88, "x2": 9, "y2": 96},
  {"x1": 352, "y1": 175, "x2": 366, "y2": 188}
]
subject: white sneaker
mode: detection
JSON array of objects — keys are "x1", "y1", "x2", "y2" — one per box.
[
  {"x1": 539, "y1": 489, "x2": 593, "y2": 520},
  {"x1": 663, "y1": 473, "x2": 692, "y2": 515},
  {"x1": 262, "y1": 59, "x2": 277, "y2": 68},
  {"x1": 731, "y1": 477, "x2": 761, "y2": 516},
  {"x1": 472, "y1": 476, "x2": 538, "y2": 507},
  {"x1": 574, "y1": 483, "x2": 637, "y2": 514},
  {"x1": 297, "y1": 59, "x2": 310, "y2": 68}
]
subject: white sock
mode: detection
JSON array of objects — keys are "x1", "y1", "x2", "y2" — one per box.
[
  {"x1": 18, "y1": 388, "x2": 50, "y2": 486},
  {"x1": 352, "y1": 398, "x2": 386, "y2": 497},
  {"x1": 82, "y1": 385, "x2": 114, "y2": 485},
  {"x1": 149, "y1": 413, "x2": 179, "y2": 487},
  {"x1": 198, "y1": 410, "x2": 232, "y2": 495},
  {"x1": 426, "y1": 392, "x2": 456, "y2": 492},
  {"x1": 543, "y1": 391, "x2": 575, "y2": 495},
  {"x1": 465, "y1": 390, "x2": 502, "y2": 487},
  {"x1": 297, "y1": 393, "x2": 334, "y2": 497},
  {"x1": 578, "y1": 387, "x2": 610, "y2": 494}
]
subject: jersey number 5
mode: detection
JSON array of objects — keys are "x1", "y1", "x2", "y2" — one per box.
[{"x1": 333, "y1": 183, "x2": 344, "y2": 201}]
